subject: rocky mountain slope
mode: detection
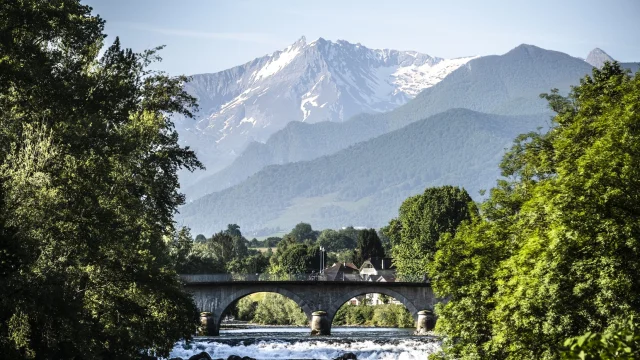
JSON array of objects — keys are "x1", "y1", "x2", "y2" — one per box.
[
  {"x1": 174, "y1": 37, "x2": 475, "y2": 174},
  {"x1": 585, "y1": 48, "x2": 639, "y2": 72}
]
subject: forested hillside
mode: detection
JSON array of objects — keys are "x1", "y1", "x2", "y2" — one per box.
[
  {"x1": 177, "y1": 109, "x2": 549, "y2": 234},
  {"x1": 184, "y1": 114, "x2": 389, "y2": 199}
]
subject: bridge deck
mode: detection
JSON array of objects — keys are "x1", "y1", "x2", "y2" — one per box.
[{"x1": 180, "y1": 273, "x2": 428, "y2": 284}]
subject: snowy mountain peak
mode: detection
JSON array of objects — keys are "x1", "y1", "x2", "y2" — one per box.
[
  {"x1": 177, "y1": 37, "x2": 476, "y2": 172},
  {"x1": 252, "y1": 41, "x2": 303, "y2": 82},
  {"x1": 294, "y1": 35, "x2": 307, "y2": 46},
  {"x1": 585, "y1": 48, "x2": 615, "y2": 68}
]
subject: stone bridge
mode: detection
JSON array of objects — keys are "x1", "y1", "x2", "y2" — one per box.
[{"x1": 181, "y1": 274, "x2": 437, "y2": 336}]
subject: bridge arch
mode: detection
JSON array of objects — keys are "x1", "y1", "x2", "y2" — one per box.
[
  {"x1": 184, "y1": 277, "x2": 435, "y2": 336},
  {"x1": 326, "y1": 286, "x2": 420, "y2": 326},
  {"x1": 214, "y1": 286, "x2": 314, "y2": 333}
]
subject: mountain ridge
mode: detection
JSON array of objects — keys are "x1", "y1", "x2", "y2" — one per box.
[
  {"x1": 173, "y1": 36, "x2": 475, "y2": 175},
  {"x1": 182, "y1": 44, "x2": 594, "y2": 200}
]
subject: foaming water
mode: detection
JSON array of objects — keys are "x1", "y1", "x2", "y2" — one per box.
[{"x1": 169, "y1": 327, "x2": 441, "y2": 360}]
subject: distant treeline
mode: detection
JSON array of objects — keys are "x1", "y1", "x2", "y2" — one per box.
[{"x1": 175, "y1": 222, "x2": 390, "y2": 276}]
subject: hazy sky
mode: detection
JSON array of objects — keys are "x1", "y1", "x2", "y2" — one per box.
[{"x1": 85, "y1": 0, "x2": 640, "y2": 76}]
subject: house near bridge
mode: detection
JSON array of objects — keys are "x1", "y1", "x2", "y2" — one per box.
[
  {"x1": 322, "y1": 257, "x2": 401, "y2": 306},
  {"x1": 359, "y1": 257, "x2": 396, "y2": 282},
  {"x1": 323, "y1": 262, "x2": 360, "y2": 281}
]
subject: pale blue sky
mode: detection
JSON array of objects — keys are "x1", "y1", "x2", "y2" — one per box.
[{"x1": 85, "y1": 0, "x2": 640, "y2": 76}]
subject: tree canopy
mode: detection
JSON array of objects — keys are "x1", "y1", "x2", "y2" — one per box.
[
  {"x1": 0, "y1": 1, "x2": 202, "y2": 358},
  {"x1": 353, "y1": 229, "x2": 385, "y2": 267},
  {"x1": 386, "y1": 186, "x2": 477, "y2": 276},
  {"x1": 289, "y1": 222, "x2": 318, "y2": 242},
  {"x1": 429, "y1": 62, "x2": 640, "y2": 359},
  {"x1": 317, "y1": 228, "x2": 358, "y2": 252}
]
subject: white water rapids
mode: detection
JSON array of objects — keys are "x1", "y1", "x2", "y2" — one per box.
[{"x1": 168, "y1": 327, "x2": 441, "y2": 360}]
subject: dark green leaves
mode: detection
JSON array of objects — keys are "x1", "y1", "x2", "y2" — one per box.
[
  {"x1": 429, "y1": 63, "x2": 640, "y2": 360},
  {"x1": 561, "y1": 318, "x2": 639, "y2": 360},
  {"x1": 387, "y1": 186, "x2": 477, "y2": 277},
  {"x1": 0, "y1": 1, "x2": 203, "y2": 358}
]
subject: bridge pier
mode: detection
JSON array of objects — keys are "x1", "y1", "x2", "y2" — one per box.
[
  {"x1": 414, "y1": 310, "x2": 436, "y2": 335},
  {"x1": 310, "y1": 311, "x2": 331, "y2": 335},
  {"x1": 199, "y1": 312, "x2": 219, "y2": 336}
]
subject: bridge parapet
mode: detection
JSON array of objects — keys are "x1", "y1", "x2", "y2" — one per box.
[{"x1": 180, "y1": 273, "x2": 428, "y2": 284}]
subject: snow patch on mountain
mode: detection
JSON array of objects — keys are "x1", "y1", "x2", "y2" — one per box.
[
  {"x1": 253, "y1": 44, "x2": 303, "y2": 81},
  {"x1": 393, "y1": 56, "x2": 480, "y2": 96}
]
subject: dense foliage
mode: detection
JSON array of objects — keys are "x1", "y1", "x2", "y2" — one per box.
[
  {"x1": 0, "y1": 1, "x2": 202, "y2": 358},
  {"x1": 429, "y1": 63, "x2": 640, "y2": 359},
  {"x1": 561, "y1": 317, "x2": 639, "y2": 360},
  {"x1": 179, "y1": 222, "x2": 373, "y2": 276},
  {"x1": 385, "y1": 186, "x2": 477, "y2": 276},
  {"x1": 288, "y1": 222, "x2": 319, "y2": 242},
  {"x1": 333, "y1": 304, "x2": 414, "y2": 328},
  {"x1": 353, "y1": 229, "x2": 385, "y2": 267},
  {"x1": 234, "y1": 293, "x2": 307, "y2": 326},
  {"x1": 174, "y1": 226, "x2": 270, "y2": 275},
  {"x1": 268, "y1": 235, "x2": 321, "y2": 275},
  {"x1": 233, "y1": 293, "x2": 414, "y2": 328},
  {"x1": 317, "y1": 228, "x2": 358, "y2": 252}
]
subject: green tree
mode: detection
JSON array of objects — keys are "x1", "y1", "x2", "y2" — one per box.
[
  {"x1": 0, "y1": 1, "x2": 202, "y2": 358},
  {"x1": 386, "y1": 186, "x2": 477, "y2": 277},
  {"x1": 225, "y1": 223, "x2": 242, "y2": 239},
  {"x1": 251, "y1": 293, "x2": 307, "y2": 326},
  {"x1": 168, "y1": 227, "x2": 195, "y2": 271},
  {"x1": 232, "y1": 236, "x2": 249, "y2": 259},
  {"x1": 208, "y1": 231, "x2": 232, "y2": 261},
  {"x1": 335, "y1": 249, "x2": 356, "y2": 264},
  {"x1": 226, "y1": 252, "x2": 269, "y2": 275},
  {"x1": 289, "y1": 222, "x2": 318, "y2": 242},
  {"x1": 317, "y1": 229, "x2": 356, "y2": 252},
  {"x1": 234, "y1": 296, "x2": 257, "y2": 321},
  {"x1": 194, "y1": 234, "x2": 207, "y2": 243},
  {"x1": 175, "y1": 241, "x2": 226, "y2": 274},
  {"x1": 268, "y1": 236, "x2": 320, "y2": 275},
  {"x1": 377, "y1": 229, "x2": 392, "y2": 256},
  {"x1": 339, "y1": 226, "x2": 361, "y2": 245},
  {"x1": 430, "y1": 63, "x2": 640, "y2": 359},
  {"x1": 280, "y1": 244, "x2": 311, "y2": 274},
  {"x1": 264, "y1": 236, "x2": 282, "y2": 247},
  {"x1": 354, "y1": 229, "x2": 385, "y2": 267}
]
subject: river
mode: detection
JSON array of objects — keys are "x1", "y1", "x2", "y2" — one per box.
[{"x1": 169, "y1": 327, "x2": 441, "y2": 359}]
